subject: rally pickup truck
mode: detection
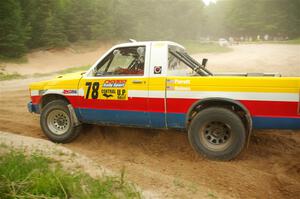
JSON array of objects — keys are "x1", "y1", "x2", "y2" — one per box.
[{"x1": 28, "y1": 41, "x2": 300, "y2": 160}]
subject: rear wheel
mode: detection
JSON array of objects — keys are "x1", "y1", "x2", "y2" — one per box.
[
  {"x1": 188, "y1": 107, "x2": 246, "y2": 160},
  {"x1": 40, "y1": 100, "x2": 81, "y2": 143}
]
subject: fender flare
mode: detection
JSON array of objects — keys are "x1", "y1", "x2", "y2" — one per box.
[{"x1": 185, "y1": 97, "x2": 253, "y2": 147}]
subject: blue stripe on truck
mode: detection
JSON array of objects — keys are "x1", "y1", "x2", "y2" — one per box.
[
  {"x1": 252, "y1": 116, "x2": 300, "y2": 129},
  {"x1": 75, "y1": 108, "x2": 300, "y2": 130}
]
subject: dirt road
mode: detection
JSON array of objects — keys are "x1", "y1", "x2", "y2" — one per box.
[
  {"x1": 195, "y1": 44, "x2": 300, "y2": 76},
  {"x1": 0, "y1": 44, "x2": 300, "y2": 198}
]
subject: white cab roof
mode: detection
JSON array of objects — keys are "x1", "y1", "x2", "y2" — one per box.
[{"x1": 113, "y1": 41, "x2": 185, "y2": 50}]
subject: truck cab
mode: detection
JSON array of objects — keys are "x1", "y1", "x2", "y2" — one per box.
[{"x1": 77, "y1": 41, "x2": 204, "y2": 128}]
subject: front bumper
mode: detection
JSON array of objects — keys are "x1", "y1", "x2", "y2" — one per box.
[{"x1": 27, "y1": 102, "x2": 40, "y2": 114}]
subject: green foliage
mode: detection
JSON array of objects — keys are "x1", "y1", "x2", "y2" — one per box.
[
  {"x1": 0, "y1": 55, "x2": 27, "y2": 63},
  {"x1": 201, "y1": 0, "x2": 300, "y2": 39},
  {"x1": 0, "y1": 0, "x2": 29, "y2": 57},
  {"x1": 19, "y1": 0, "x2": 53, "y2": 48},
  {"x1": 0, "y1": 72, "x2": 24, "y2": 81},
  {"x1": 283, "y1": 38, "x2": 300, "y2": 44},
  {"x1": 0, "y1": 0, "x2": 299, "y2": 59},
  {"x1": 41, "y1": 12, "x2": 68, "y2": 48},
  {"x1": 0, "y1": 149, "x2": 141, "y2": 198}
]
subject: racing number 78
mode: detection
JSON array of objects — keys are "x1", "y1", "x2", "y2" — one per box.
[{"x1": 85, "y1": 82, "x2": 100, "y2": 99}]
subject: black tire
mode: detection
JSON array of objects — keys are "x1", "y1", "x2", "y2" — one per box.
[
  {"x1": 188, "y1": 107, "x2": 246, "y2": 161},
  {"x1": 40, "y1": 99, "x2": 81, "y2": 143}
]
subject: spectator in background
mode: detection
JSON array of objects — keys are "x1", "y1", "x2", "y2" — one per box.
[
  {"x1": 264, "y1": 34, "x2": 269, "y2": 41},
  {"x1": 229, "y1": 37, "x2": 234, "y2": 45}
]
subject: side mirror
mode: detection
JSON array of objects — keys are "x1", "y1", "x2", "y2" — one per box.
[
  {"x1": 113, "y1": 49, "x2": 120, "y2": 56},
  {"x1": 202, "y1": 58, "x2": 208, "y2": 68},
  {"x1": 95, "y1": 70, "x2": 105, "y2": 76}
]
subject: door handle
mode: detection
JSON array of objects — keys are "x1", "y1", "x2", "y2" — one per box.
[{"x1": 132, "y1": 80, "x2": 143, "y2": 84}]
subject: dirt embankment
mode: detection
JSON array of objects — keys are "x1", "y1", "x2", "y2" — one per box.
[
  {"x1": 0, "y1": 44, "x2": 300, "y2": 198},
  {"x1": 1, "y1": 42, "x2": 112, "y2": 75}
]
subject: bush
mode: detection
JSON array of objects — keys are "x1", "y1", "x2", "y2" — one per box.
[{"x1": 0, "y1": 149, "x2": 141, "y2": 198}]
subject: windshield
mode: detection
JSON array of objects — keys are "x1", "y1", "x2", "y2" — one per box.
[
  {"x1": 168, "y1": 45, "x2": 213, "y2": 76},
  {"x1": 93, "y1": 46, "x2": 145, "y2": 76}
]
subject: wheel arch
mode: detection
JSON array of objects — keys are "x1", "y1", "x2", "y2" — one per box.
[
  {"x1": 186, "y1": 98, "x2": 253, "y2": 145},
  {"x1": 40, "y1": 94, "x2": 81, "y2": 126},
  {"x1": 40, "y1": 94, "x2": 71, "y2": 109}
]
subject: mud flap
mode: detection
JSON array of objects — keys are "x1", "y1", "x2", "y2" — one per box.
[
  {"x1": 246, "y1": 112, "x2": 253, "y2": 148},
  {"x1": 67, "y1": 104, "x2": 81, "y2": 126}
]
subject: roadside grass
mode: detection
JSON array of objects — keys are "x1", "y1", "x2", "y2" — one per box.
[
  {"x1": 179, "y1": 40, "x2": 232, "y2": 54},
  {"x1": 32, "y1": 65, "x2": 91, "y2": 77},
  {"x1": 0, "y1": 65, "x2": 91, "y2": 81},
  {"x1": 0, "y1": 72, "x2": 25, "y2": 81},
  {"x1": 244, "y1": 38, "x2": 300, "y2": 45},
  {"x1": 56, "y1": 65, "x2": 91, "y2": 74},
  {"x1": 275, "y1": 38, "x2": 300, "y2": 44},
  {"x1": 0, "y1": 149, "x2": 141, "y2": 199},
  {"x1": 0, "y1": 55, "x2": 28, "y2": 64}
]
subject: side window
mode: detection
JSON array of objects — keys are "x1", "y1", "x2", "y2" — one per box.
[
  {"x1": 94, "y1": 46, "x2": 145, "y2": 76},
  {"x1": 168, "y1": 51, "x2": 194, "y2": 76}
]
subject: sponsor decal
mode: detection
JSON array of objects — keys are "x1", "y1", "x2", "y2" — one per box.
[
  {"x1": 154, "y1": 66, "x2": 162, "y2": 74},
  {"x1": 103, "y1": 80, "x2": 126, "y2": 88},
  {"x1": 101, "y1": 88, "x2": 127, "y2": 100},
  {"x1": 167, "y1": 79, "x2": 191, "y2": 85},
  {"x1": 101, "y1": 80, "x2": 127, "y2": 100},
  {"x1": 175, "y1": 79, "x2": 190, "y2": 84},
  {"x1": 84, "y1": 80, "x2": 127, "y2": 100},
  {"x1": 63, "y1": 90, "x2": 77, "y2": 94},
  {"x1": 167, "y1": 79, "x2": 191, "y2": 90}
]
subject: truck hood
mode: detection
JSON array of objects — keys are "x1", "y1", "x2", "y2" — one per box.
[
  {"x1": 29, "y1": 71, "x2": 85, "y2": 90},
  {"x1": 55, "y1": 71, "x2": 85, "y2": 79}
]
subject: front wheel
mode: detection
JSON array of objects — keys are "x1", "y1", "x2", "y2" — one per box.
[
  {"x1": 40, "y1": 100, "x2": 81, "y2": 143},
  {"x1": 188, "y1": 107, "x2": 246, "y2": 160}
]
